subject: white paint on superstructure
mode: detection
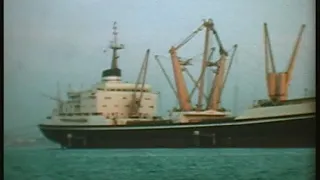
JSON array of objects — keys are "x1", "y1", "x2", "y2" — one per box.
[
  {"x1": 170, "y1": 110, "x2": 232, "y2": 123},
  {"x1": 102, "y1": 76, "x2": 121, "y2": 82},
  {"x1": 46, "y1": 75, "x2": 158, "y2": 126},
  {"x1": 236, "y1": 101, "x2": 315, "y2": 120}
]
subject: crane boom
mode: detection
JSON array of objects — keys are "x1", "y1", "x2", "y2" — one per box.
[
  {"x1": 206, "y1": 44, "x2": 237, "y2": 110},
  {"x1": 169, "y1": 47, "x2": 192, "y2": 111},
  {"x1": 264, "y1": 23, "x2": 278, "y2": 101},
  {"x1": 183, "y1": 68, "x2": 209, "y2": 100},
  {"x1": 286, "y1": 24, "x2": 306, "y2": 84},
  {"x1": 169, "y1": 21, "x2": 209, "y2": 111},
  {"x1": 187, "y1": 47, "x2": 215, "y2": 101},
  {"x1": 212, "y1": 27, "x2": 227, "y2": 56},
  {"x1": 197, "y1": 19, "x2": 213, "y2": 110},
  {"x1": 205, "y1": 25, "x2": 229, "y2": 110},
  {"x1": 175, "y1": 24, "x2": 204, "y2": 50},
  {"x1": 264, "y1": 23, "x2": 276, "y2": 73},
  {"x1": 154, "y1": 55, "x2": 178, "y2": 100},
  {"x1": 130, "y1": 49, "x2": 150, "y2": 117},
  {"x1": 222, "y1": 44, "x2": 238, "y2": 90},
  {"x1": 209, "y1": 44, "x2": 238, "y2": 110},
  {"x1": 208, "y1": 54, "x2": 226, "y2": 110},
  {"x1": 168, "y1": 19, "x2": 232, "y2": 112},
  {"x1": 263, "y1": 23, "x2": 306, "y2": 102}
]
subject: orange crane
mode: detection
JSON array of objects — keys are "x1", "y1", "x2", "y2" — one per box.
[
  {"x1": 169, "y1": 19, "x2": 235, "y2": 112},
  {"x1": 263, "y1": 23, "x2": 306, "y2": 102},
  {"x1": 206, "y1": 26, "x2": 228, "y2": 111},
  {"x1": 169, "y1": 19, "x2": 213, "y2": 111},
  {"x1": 155, "y1": 54, "x2": 210, "y2": 110},
  {"x1": 197, "y1": 20, "x2": 213, "y2": 110},
  {"x1": 188, "y1": 47, "x2": 215, "y2": 104},
  {"x1": 206, "y1": 44, "x2": 237, "y2": 110},
  {"x1": 129, "y1": 49, "x2": 150, "y2": 118}
]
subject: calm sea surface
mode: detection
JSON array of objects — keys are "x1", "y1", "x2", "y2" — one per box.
[{"x1": 4, "y1": 146, "x2": 315, "y2": 180}]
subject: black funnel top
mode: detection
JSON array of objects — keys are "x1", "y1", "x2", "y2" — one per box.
[
  {"x1": 101, "y1": 22, "x2": 124, "y2": 78},
  {"x1": 101, "y1": 68, "x2": 121, "y2": 77}
]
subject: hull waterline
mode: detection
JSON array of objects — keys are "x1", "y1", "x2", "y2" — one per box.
[{"x1": 38, "y1": 115, "x2": 315, "y2": 149}]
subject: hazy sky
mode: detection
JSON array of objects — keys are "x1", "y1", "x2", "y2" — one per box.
[{"x1": 4, "y1": 0, "x2": 315, "y2": 138}]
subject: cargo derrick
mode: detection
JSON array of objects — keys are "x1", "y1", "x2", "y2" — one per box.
[
  {"x1": 169, "y1": 24, "x2": 203, "y2": 111},
  {"x1": 155, "y1": 54, "x2": 209, "y2": 110},
  {"x1": 155, "y1": 55, "x2": 178, "y2": 100},
  {"x1": 169, "y1": 19, "x2": 216, "y2": 111},
  {"x1": 185, "y1": 21, "x2": 236, "y2": 112},
  {"x1": 197, "y1": 20, "x2": 213, "y2": 110},
  {"x1": 129, "y1": 49, "x2": 150, "y2": 118},
  {"x1": 263, "y1": 23, "x2": 306, "y2": 103},
  {"x1": 168, "y1": 19, "x2": 236, "y2": 112},
  {"x1": 188, "y1": 47, "x2": 215, "y2": 106},
  {"x1": 206, "y1": 26, "x2": 228, "y2": 111},
  {"x1": 207, "y1": 44, "x2": 237, "y2": 111}
]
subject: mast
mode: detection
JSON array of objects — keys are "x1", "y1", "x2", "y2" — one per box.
[
  {"x1": 197, "y1": 19, "x2": 213, "y2": 110},
  {"x1": 101, "y1": 22, "x2": 125, "y2": 81},
  {"x1": 109, "y1": 22, "x2": 124, "y2": 69}
]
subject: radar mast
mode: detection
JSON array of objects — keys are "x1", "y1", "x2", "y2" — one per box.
[{"x1": 109, "y1": 21, "x2": 124, "y2": 69}]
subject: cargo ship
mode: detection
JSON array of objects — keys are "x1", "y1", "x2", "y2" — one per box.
[{"x1": 38, "y1": 20, "x2": 315, "y2": 148}]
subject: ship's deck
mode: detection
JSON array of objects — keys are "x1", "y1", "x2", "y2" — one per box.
[{"x1": 39, "y1": 112, "x2": 314, "y2": 130}]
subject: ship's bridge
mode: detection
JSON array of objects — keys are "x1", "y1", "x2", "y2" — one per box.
[{"x1": 94, "y1": 81, "x2": 152, "y2": 92}]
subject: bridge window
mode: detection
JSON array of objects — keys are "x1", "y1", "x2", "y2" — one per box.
[{"x1": 93, "y1": 112, "x2": 103, "y2": 115}]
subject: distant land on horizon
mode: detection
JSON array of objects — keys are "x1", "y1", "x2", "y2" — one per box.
[{"x1": 4, "y1": 136, "x2": 55, "y2": 148}]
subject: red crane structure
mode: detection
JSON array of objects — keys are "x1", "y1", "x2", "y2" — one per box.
[
  {"x1": 263, "y1": 23, "x2": 306, "y2": 103},
  {"x1": 161, "y1": 19, "x2": 237, "y2": 113}
]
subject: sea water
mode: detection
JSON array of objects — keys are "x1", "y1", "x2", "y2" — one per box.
[{"x1": 4, "y1": 146, "x2": 315, "y2": 180}]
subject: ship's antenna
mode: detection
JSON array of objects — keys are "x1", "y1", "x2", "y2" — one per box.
[{"x1": 109, "y1": 21, "x2": 125, "y2": 69}]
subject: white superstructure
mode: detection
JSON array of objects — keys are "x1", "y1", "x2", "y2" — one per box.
[
  {"x1": 235, "y1": 97, "x2": 315, "y2": 120},
  {"x1": 43, "y1": 22, "x2": 159, "y2": 126}
]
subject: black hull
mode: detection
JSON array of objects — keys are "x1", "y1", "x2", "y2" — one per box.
[{"x1": 38, "y1": 115, "x2": 315, "y2": 149}]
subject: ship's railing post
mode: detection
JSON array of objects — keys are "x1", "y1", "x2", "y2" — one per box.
[
  {"x1": 193, "y1": 130, "x2": 200, "y2": 147},
  {"x1": 67, "y1": 133, "x2": 72, "y2": 147}
]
